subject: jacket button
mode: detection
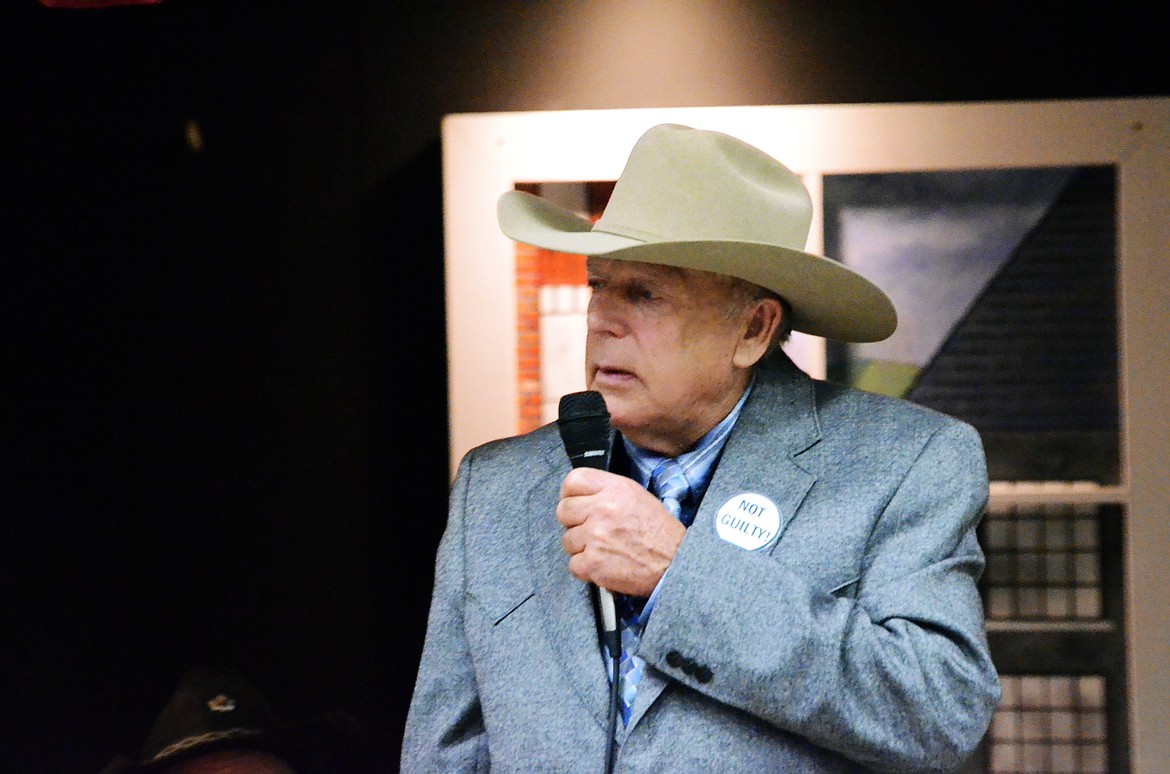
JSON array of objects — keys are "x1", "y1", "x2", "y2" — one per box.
[
  {"x1": 665, "y1": 650, "x2": 683, "y2": 668},
  {"x1": 694, "y1": 665, "x2": 713, "y2": 683}
]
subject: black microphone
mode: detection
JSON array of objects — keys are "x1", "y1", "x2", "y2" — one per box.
[
  {"x1": 557, "y1": 390, "x2": 612, "y2": 471},
  {"x1": 557, "y1": 391, "x2": 620, "y2": 772}
]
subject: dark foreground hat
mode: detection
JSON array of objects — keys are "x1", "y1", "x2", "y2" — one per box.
[
  {"x1": 100, "y1": 667, "x2": 372, "y2": 774},
  {"x1": 498, "y1": 123, "x2": 897, "y2": 343}
]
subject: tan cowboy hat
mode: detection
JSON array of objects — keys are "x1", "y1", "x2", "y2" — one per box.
[{"x1": 497, "y1": 123, "x2": 897, "y2": 343}]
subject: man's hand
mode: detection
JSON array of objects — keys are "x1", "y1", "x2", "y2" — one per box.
[{"x1": 557, "y1": 467, "x2": 686, "y2": 597}]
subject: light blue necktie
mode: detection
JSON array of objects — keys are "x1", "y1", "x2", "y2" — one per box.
[
  {"x1": 650, "y1": 458, "x2": 693, "y2": 526},
  {"x1": 616, "y1": 459, "x2": 691, "y2": 724}
]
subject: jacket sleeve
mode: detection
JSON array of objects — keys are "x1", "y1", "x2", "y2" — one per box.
[
  {"x1": 637, "y1": 420, "x2": 1000, "y2": 773},
  {"x1": 400, "y1": 453, "x2": 490, "y2": 772}
]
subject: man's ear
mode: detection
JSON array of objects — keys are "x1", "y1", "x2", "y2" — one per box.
[{"x1": 732, "y1": 298, "x2": 783, "y2": 368}]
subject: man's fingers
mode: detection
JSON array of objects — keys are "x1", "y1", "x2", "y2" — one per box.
[
  {"x1": 558, "y1": 466, "x2": 612, "y2": 499},
  {"x1": 556, "y1": 469, "x2": 683, "y2": 594},
  {"x1": 566, "y1": 551, "x2": 591, "y2": 584},
  {"x1": 557, "y1": 468, "x2": 621, "y2": 527},
  {"x1": 561, "y1": 524, "x2": 585, "y2": 557},
  {"x1": 556, "y1": 495, "x2": 585, "y2": 528}
]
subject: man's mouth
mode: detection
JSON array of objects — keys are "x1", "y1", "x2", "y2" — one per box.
[{"x1": 593, "y1": 365, "x2": 637, "y2": 385}]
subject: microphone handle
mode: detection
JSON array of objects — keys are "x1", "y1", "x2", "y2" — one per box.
[{"x1": 598, "y1": 588, "x2": 616, "y2": 635}]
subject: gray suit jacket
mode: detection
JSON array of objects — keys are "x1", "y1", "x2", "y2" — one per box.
[{"x1": 403, "y1": 353, "x2": 999, "y2": 772}]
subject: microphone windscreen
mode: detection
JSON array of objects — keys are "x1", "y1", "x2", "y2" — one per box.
[{"x1": 557, "y1": 391, "x2": 611, "y2": 470}]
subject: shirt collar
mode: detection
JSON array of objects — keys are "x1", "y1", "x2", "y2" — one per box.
[{"x1": 622, "y1": 378, "x2": 754, "y2": 495}]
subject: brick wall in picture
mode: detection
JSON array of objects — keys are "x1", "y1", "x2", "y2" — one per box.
[{"x1": 513, "y1": 181, "x2": 614, "y2": 433}]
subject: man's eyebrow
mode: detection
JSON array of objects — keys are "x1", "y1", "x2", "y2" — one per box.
[{"x1": 585, "y1": 264, "x2": 686, "y2": 289}]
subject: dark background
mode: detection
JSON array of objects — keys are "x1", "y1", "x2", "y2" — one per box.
[{"x1": 1, "y1": 2, "x2": 1165, "y2": 771}]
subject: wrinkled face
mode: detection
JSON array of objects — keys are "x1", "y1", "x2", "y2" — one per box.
[{"x1": 585, "y1": 257, "x2": 752, "y2": 456}]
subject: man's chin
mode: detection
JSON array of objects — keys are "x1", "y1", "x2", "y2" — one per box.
[
  {"x1": 599, "y1": 403, "x2": 644, "y2": 440},
  {"x1": 589, "y1": 385, "x2": 628, "y2": 413}
]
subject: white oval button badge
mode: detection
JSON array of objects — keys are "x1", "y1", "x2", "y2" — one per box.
[{"x1": 715, "y1": 493, "x2": 783, "y2": 551}]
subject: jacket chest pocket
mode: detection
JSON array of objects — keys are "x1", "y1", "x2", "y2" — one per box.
[
  {"x1": 487, "y1": 591, "x2": 536, "y2": 627},
  {"x1": 465, "y1": 589, "x2": 543, "y2": 678},
  {"x1": 467, "y1": 588, "x2": 537, "y2": 633}
]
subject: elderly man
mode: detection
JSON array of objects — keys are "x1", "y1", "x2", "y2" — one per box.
[{"x1": 403, "y1": 125, "x2": 999, "y2": 772}]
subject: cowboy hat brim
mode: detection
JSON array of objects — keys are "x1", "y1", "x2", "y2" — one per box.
[{"x1": 499, "y1": 189, "x2": 897, "y2": 343}]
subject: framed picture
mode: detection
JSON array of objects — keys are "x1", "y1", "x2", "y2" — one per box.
[{"x1": 440, "y1": 98, "x2": 1169, "y2": 770}]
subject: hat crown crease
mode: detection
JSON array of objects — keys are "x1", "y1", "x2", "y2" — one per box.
[{"x1": 595, "y1": 125, "x2": 812, "y2": 249}]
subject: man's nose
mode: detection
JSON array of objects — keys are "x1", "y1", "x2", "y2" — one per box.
[{"x1": 586, "y1": 291, "x2": 627, "y2": 336}]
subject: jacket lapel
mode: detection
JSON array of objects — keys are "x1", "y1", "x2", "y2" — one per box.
[
  {"x1": 627, "y1": 353, "x2": 821, "y2": 730},
  {"x1": 702, "y1": 353, "x2": 822, "y2": 542},
  {"x1": 527, "y1": 438, "x2": 612, "y2": 730}
]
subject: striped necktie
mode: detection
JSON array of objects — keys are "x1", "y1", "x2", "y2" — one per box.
[
  {"x1": 616, "y1": 459, "x2": 691, "y2": 724},
  {"x1": 650, "y1": 458, "x2": 692, "y2": 526}
]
